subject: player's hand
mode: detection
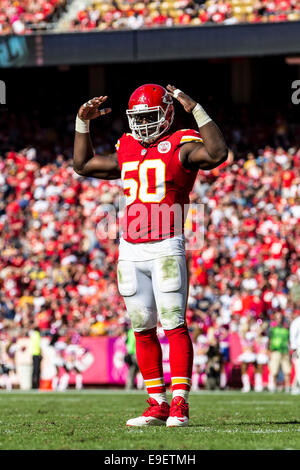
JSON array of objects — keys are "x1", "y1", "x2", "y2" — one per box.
[
  {"x1": 78, "y1": 96, "x2": 111, "y2": 120},
  {"x1": 166, "y1": 85, "x2": 197, "y2": 113}
]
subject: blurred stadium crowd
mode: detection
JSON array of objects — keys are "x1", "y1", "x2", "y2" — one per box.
[
  {"x1": 0, "y1": 105, "x2": 300, "y2": 390},
  {"x1": 0, "y1": 0, "x2": 67, "y2": 34},
  {"x1": 1, "y1": 0, "x2": 300, "y2": 35},
  {"x1": 69, "y1": 0, "x2": 300, "y2": 31}
]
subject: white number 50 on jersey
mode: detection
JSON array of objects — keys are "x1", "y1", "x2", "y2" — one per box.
[{"x1": 121, "y1": 159, "x2": 166, "y2": 205}]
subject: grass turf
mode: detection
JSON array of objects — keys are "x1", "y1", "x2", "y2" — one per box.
[{"x1": 0, "y1": 390, "x2": 299, "y2": 450}]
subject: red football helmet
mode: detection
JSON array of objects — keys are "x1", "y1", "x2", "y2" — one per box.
[{"x1": 126, "y1": 84, "x2": 174, "y2": 143}]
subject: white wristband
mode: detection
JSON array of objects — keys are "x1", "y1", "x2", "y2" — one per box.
[
  {"x1": 192, "y1": 103, "x2": 212, "y2": 128},
  {"x1": 75, "y1": 114, "x2": 90, "y2": 133},
  {"x1": 173, "y1": 88, "x2": 182, "y2": 98}
]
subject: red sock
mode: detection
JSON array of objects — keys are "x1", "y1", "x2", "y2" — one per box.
[
  {"x1": 134, "y1": 327, "x2": 166, "y2": 394},
  {"x1": 164, "y1": 325, "x2": 194, "y2": 392}
]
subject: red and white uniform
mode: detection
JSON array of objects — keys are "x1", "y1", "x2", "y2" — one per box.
[
  {"x1": 193, "y1": 333, "x2": 209, "y2": 367},
  {"x1": 238, "y1": 330, "x2": 257, "y2": 363},
  {"x1": 116, "y1": 129, "x2": 202, "y2": 333},
  {"x1": 255, "y1": 334, "x2": 269, "y2": 365},
  {"x1": 116, "y1": 129, "x2": 202, "y2": 245}
]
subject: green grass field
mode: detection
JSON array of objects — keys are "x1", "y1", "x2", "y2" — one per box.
[{"x1": 0, "y1": 390, "x2": 299, "y2": 450}]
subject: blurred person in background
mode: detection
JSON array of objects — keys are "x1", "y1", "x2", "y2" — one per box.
[
  {"x1": 191, "y1": 326, "x2": 209, "y2": 391},
  {"x1": 253, "y1": 320, "x2": 269, "y2": 392},
  {"x1": 30, "y1": 326, "x2": 42, "y2": 389},
  {"x1": 56, "y1": 334, "x2": 94, "y2": 391},
  {"x1": 0, "y1": 332, "x2": 16, "y2": 391},
  {"x1": 47, "y1": 328, "x2": 62, "y2": 391},
  {"x1": 15, "y1": 332, "x2": 32, "y2": 390},
  {"x1": 219, "y1": 325, "x2": 230, "y2": 390},
  {"x1": 205, "y1": 340, "x2": 222, "y2": 391},
  {"x1": 124, "y1": 327, "x2": 140, "y2": 390},
  {"x1": 238, "y1": 315, "x2": 257, "y2": 392},
  {"x1": 205, "y1": 314, "x2": 223, "y2": 390},
  {"x1": 268, "y1": 311, "x2": 291, "y2": 392},
  {"x1": 289, "y1": 310, "x2": 300, "y2": 395}
]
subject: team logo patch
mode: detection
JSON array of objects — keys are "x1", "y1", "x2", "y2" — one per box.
[{"x1": 158, "y1": 141, "x2": 171, "y2": 153}]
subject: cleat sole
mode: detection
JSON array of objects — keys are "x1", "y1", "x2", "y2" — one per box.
[{"x1": 126, "y1": 419, "x2": 166, "y2": 427}]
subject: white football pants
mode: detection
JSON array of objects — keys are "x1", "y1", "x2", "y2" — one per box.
[{"x1": 117, "y1": 255, "x2": 188, "y2": 332}]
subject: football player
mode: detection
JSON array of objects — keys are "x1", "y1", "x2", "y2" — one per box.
[{"x1": 73, "y1": 84, "x2": 228, "y2": 427}]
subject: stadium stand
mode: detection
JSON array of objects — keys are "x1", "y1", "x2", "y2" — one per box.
[
  {"x1": 0, "y1": 0, "x2": 68, "y2": 35},
  {"x1": 0, "y1": 110, "x2": 299, "y2": 336},
  {"x1": 1, "y1": 0, "x2": 300, "y2": 34},
  {"x1": 66, "y1": 0, "x2": 300, "y2": 32},
  {"x1": 0, "y1": 102, "x2": 299, "y2": 390}
]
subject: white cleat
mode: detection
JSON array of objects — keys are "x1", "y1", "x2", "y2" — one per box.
[
  {"x1": 126, "y1": 416, "x2": 167, "y2": 427},
  {"x1": 166, "y1": 397, "x2": 189, "y2": 428},
  {"x1": 166, "y1": 416, "x2": 189, "y2": 427},
  {"x1": 126, "y1": 398, "x2": 170, "y2": 427}
]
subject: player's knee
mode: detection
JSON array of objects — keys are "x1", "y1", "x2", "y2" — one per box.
[
  {"x1": 125, "y1": 301, "x2": 157, "y2": 332},
  {"x1": 154, "y1": 256, "x2": 186, "y2": 330},
  {"x1": 130, "y1": 310, "x2": 157, "y2": 332},
  {"x1": 159, "y1": 305, "x2": 185, "y2": 330}
]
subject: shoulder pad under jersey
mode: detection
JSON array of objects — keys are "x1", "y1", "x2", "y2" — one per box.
[
  {"x1": 177, "y1": 128, "x2": 203, "y2": 145},
  {"x1": 115, "y1": 133, "x2": 133, "y2": 152}
]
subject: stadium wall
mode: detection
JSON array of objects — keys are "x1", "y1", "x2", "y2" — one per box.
[
  {"x1": 1, "y1": 22, "x2": 300, "y2": 68},
  {"x1": 14, "y1": 334, "x2": 279, "y2": 390}
]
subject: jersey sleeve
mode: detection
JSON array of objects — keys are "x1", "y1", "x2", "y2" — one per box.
[
  {"x1": 178, "y1": 129, "x2": 203, "y2": 146},
  {"x1": 115, "y1": 133, "x2": 134, "y2": 170},
  {"x1": 115, "y1": 133, "x2": 128, "y2": 170},
  {"x1": 171, "y1": 129, "x2": 203, "y2": 175}
]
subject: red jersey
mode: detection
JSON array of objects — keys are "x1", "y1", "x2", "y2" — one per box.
[{"x1": 116, "y1": 129, "x2": 202, "y2": 243}]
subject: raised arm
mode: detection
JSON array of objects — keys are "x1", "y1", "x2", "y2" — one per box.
[
  {"x1": 73, "y1": 96, "x2": 121, "y2": 180},
  {"x1": 166, "y1": 85, "x2": 228, "y2": 171}
]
